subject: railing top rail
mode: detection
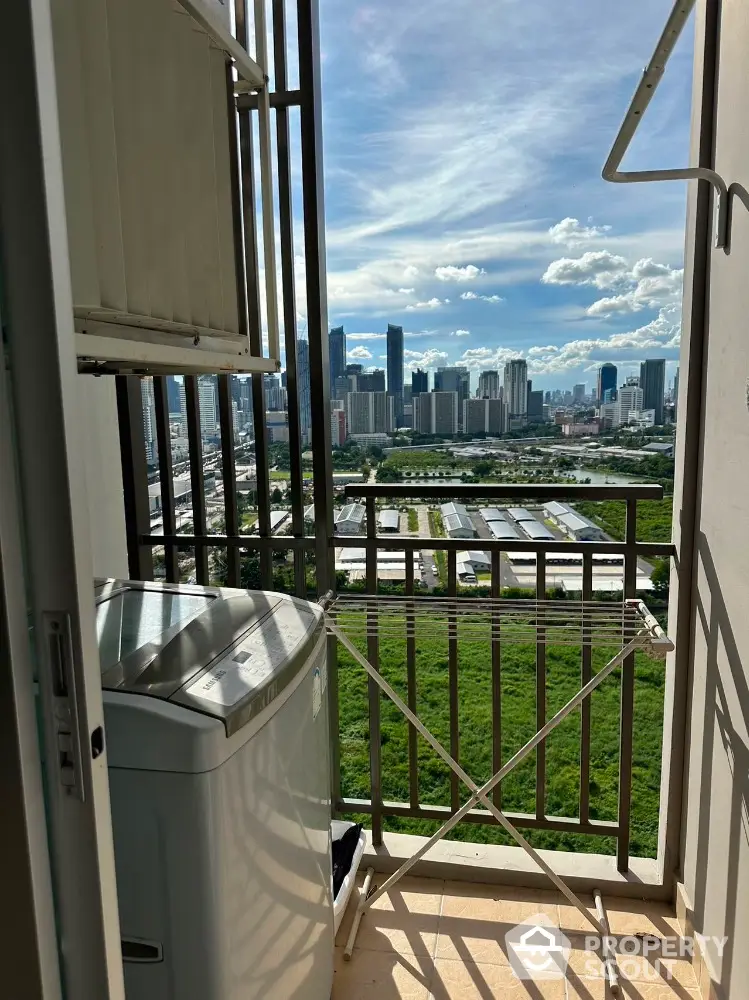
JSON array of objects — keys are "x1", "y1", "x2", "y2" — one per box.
[{"x1": 344, "y1": 484, "x2": 665, "y2": 501}]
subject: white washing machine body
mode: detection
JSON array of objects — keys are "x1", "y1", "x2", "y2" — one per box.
[{"x1": 96, "y1": 580, "x2": 333, "y2": 1000}]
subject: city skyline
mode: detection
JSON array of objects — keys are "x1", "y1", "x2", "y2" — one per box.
[{"x1": 316, "y1": 0, "x2": 689, "y2": 390}]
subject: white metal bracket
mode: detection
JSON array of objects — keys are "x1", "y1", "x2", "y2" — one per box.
[{"x1": 603, "y1": 0, "x2": 728, "y2": 250}]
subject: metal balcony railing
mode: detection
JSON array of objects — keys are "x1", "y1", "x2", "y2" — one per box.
[{"x1": 332, "y1": 483, "x2": 675, "y2": 873}]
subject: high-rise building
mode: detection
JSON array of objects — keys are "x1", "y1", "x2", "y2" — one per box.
[
  {"x1": 357, "y1": 368, "x2": 386, "y2": 392},
  {"x1": 386, "y1": 323, "x2": 404, "y2": 425},
  {"x1": 334, "y1": 375, "x2": 352, "y2": 400},
  {"x1": 197, "y1": 375, "x2": 218, "y2": 438},
  {"x1": 527, "y1": 389, "x2": 544, "y2": 422},
  {"x1": 503, "y1": 359, "x2": 528, "y2": 421},
  {"x1": 435, "y1": 367, "x2": 470, "y2": 429},
  {"x1": 413, "y1": 392, "x2": 458, "y2": 435},
  {"x1": 640, "y1": 358, "x2": 666, "y2": 425},
  {"x1": 140, "y1": 377, "x2": 157, "y2": 463},
  {"x1": 573, "y1": 383, "x2": 586, "y2": 403},
  {"x1": 329, "y1": 326, "x2": 346, "y2": 387},
  {"x1": 597, "y1": 363, "x2": 617, "y2": 403},
  {"x1": 373, "y1": 391, "x2": 395, "y2": 434},
  {"x1": 488, "y1": 398, "x2": 508, "y2": 435},
  {"x1": 477, "y1": 370, "x2": 500, "y2": 399},
  {"x1": 263, "y1": 374, "x2": 286, "y2": 412},
  {"x1": 344, "y1": 391, "x2": 393, "y2": 436},
  {"x1": 463, "y1": 398, "x2": 489, "y2": 435},
  {"x1": 296, "y1": 336, "x2": 311, "y2": 444},
  {"x1": 603, "y1": 387, "x2": 618, "y2": 403},
  {"x1": 618, "y1": 384, "x2": 644, "y2": 425},
  {"x1": 166, "y1": 374, "x2": 181, "y2": 414},
  {"x1": 331, "y1": 408, "x2": 347, "y2": 447},
  {"x1": 412, "y1": 368, "x2": 429, "y2": 395}
]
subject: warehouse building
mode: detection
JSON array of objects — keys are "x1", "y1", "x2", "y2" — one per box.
[
  {"x1": 507, "y1": 507, "x2": 535, "y2": 522},
  {"x1": 335, "y1": 548, "x2": 421, "y2": 582},
  {"x1": 456, "y1": 550, "x2": 491, "y2": 583},
  {"x1": 488, "y1": 519, "x2": 520, "y2": 540},
  {"x1": 334, "y1": 502, "x2": 366, "y2": 535},
  {"x1": 543, "y1": 501, "x2": 606, "y2": 541},
  {"x1": 479, "y1": 507, "x2": 504, "y2": 522},
  {"x1": 518, "y1": 520, "x2": 555, "y2": 541},
  {"x1": 378, "y1": 509, "x2": 400, "y2": 532},
  {"x1": 440, "y1": 501, "x2": 476, "y2": 539}
]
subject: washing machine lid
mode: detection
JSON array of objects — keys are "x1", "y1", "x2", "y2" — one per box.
[
  {"x1": 95, "y1": 579, "x2": 282, "y2": 699},
  {"x1": 172, "y1": 596, "x2": 324, "y2": 736}
]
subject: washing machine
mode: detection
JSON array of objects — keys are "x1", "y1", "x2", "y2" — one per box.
[{"x1": 95, "y1": 578, "x2": 333, "y2": 1000}]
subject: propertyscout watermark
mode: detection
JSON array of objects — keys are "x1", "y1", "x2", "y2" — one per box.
[{"x1": 505, "y1": 914, "x2": 728, "y2": 982}]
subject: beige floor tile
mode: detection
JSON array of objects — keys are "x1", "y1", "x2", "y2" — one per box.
[
  {"x1": 564, "y1": 937, "x2": 698, "y2": 988},
  {"x1": 441, "y1": 881, "x2": 560, "y2": 923},
  {"x1": 428, "y1": 958, "x2": 567, "y2": 999},
  {"x1": 434, "y1": 913, "x2": 515, "y2": 965},
  {"x1": 335, "y1": 877, "x2": 443, "y2": 957},
  {"x1": 331, "y1": 947, "x2": 432, "y2": 999},
  {"x1": 565, "y1": 976, "x2": 699, "y2": 999},
  {"x1": 558, "y1": 898, "x2": 680, "y2": 938}
]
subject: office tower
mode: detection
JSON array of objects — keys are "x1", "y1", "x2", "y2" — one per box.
[
  {"x1": 618, "y1": 384, "x2": 644, "y2": 425},
  {"x1": 296, "y1": 336, "x2": 312, "y2": 444},
  {"x1": 503, "y1": 359, "x2": 528, "y2": 420},
  {"x1": 573, "y1": 383, "x2": 586, "y2": 403},
  {"x1": 197, "y1": 375, "x2": 218, "y2": 438},
  {"x1": 544, "y1": 390, "x2": 552, "y2": 405},
  {"x1": 346, "y1": 363, "x2": 363, "y2": 376},
  {"x1": 334, "y1": 375, "x2": 352, "y2": 401},
  {"x1": 435, "y1": 367, "x2": 470, "y2": 429},
  {"x1": 263, "y1": 374, "x2": 286, "y2": 412},
  {"x1": 463, "y1": 398, "x2": 488, "y2": 435},
  {"x1": 412, "y1": 368, "x2": 429, "y2": 395},
  {"x1": 331, "y1": 408, "x2": 347, "y2": 447},
  {"x1": 329, "y1": 326, "x2": 346, "y2": 386},
  {"x1": 357, "y1": 368, "x2": 386, "y2": 392},
  {"x1": 403, "y1": 385, "x2": 412, "y2": 406},
  {"x1": 603, "y1": 387, "x2": 618, "y2": 403},
  {"x1": 477, "y1": 370, "x2": 500, "y2": 399},
  {"x1": 166, "y1": 374, "x2": 181, "y2": 414},
  {"x1": 597, "y1": 363, "x2": 617, "y2": 403},
  {"x1": 344, "y1": 391, "x2": 394, "y2": 435},
  {"x1": 386, "y1": 323, "x2": 404, "y2": 425},
  {"x1": 527, "y1": 389, "x2": 544, "y2": 421},
  {"x1": 413, "y1": 392, "x2": 458, "y2": 435},
  {"x1": 140, "y1": 377, "x2": 157, "y2": 463},
  {"x1": 373, "y1": 391, "x2": 395, "y2": 434},
  {"x1": 639, "y1": 358, "x2": 666, "y2": 425},
  {"x1": 487, "y1": 398, "x2": 508, "y2": 435}
]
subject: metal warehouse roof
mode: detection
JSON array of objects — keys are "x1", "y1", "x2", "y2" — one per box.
[
  {"x1": 488, "y1": 519, "x2": 520, "y2": 539},
  {"x1": 444, "y1": 512, "x2": 475, "y2": 534},
  {"x1": 507, "y1": 507, "x2": 535, "y2": 521},
  {"x1": 270, "y1": 510, "x2": 289, "y2": 531},
  {"x1": 557, "y1": 511, "x2": 591, "y2": 532},
  {"x1": 479, "y1": 507, "x2": 504, "y2": 522},
  {"x1": 441, "y1": 501, "x2": 468, "y2": 518},
  {"x1": 335, "y1": 502, "x2": 366, "y2": 524},
  {"x1": 519, "y1": 520, "x2": 555, "y2": 540},
  {"x1": 544, "y1": 501, "x2": 570, "y2": 517},
  {"x1": 457, "y1": 550, "x2": 491, "y2": 566},
  {"x1": 378, "y1": 509, "x2": 400, "y2": 529}
]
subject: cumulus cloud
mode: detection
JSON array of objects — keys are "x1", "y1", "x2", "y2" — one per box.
[
  {"x1": 548, "y1": 217, "x2": 611, "y2": 248},
  {"x1": 348, "y1": 346, "x2": 373, "y2": 360},
  {"x1": 435, "y1": 264, "x2": 485, "y2": 282},
  {"x1": 404, "y1": 347, "x2": 450, "y2": 370},
  {"x1": 346, "y1": 332, "x2": 386, "y2": 340},
  {"x1": 460, "y1": 291, "x2": 505, "y2": 303},
  {"x1": 458, "y1": 346, "x2": 519, "y2": 370},
  {"x1": 403, "y1": 265, "x2": 420, "y2": 279},
  {"x1": 452, "y1": 329, "x2": 470, "y2": 337},
  {"x1": 405, "y1": 297, "x2": 447, "y2": 311},
  {"x1": 542, "y1": 250, "x2": 630, "y2": 290}
]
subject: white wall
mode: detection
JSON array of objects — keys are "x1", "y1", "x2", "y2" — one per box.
[{"x1": 77, "y1": 377, "x2": 128, "y2": 579}]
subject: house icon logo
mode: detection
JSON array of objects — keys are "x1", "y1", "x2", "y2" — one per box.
[{"x1": 505, "y1": 913, "x2": 571, "y2": 980}]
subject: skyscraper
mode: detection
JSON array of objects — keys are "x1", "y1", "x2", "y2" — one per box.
[
  {"x1": 412, "y1": 369, "x2": 429, "y2": 395},
  {"x1": 197, "y1": 375, "x2": 218, "y2": 438},
  {"x1": 344, "y1": 391, "x2": 393, "y2": 435},
  {"x1": 357, "y1": 368, "x2": 386, "y2": 392},
  {"x1": 386, "y1": 323, "x2": 404, "y2": 425},
  {"x1": 597, "y1": 363, "x2": 617, "y2": 404},
  {"x1": 296, "y1": 336, "x2": 312, "y2": 444},
  {"x1": 435, "y1": 367, "x2": 470, "y2": 430},
  {"x1": 140, "y1": 377, "x2": 157, "y2": 463},
  {"x1": 413, "y1": 392, "x2": 458, "y2": 435},
  {"x1": 477, "y1": 370, "x2": 500, "y2": 399},
  {"x1": 640, "y1": 359, "x2": 666, "y2": 425},
  {"x1": 618, "y1": 384, "x2": 644, "y2": 425},
  {"x1": 166, "y1": 374, "x2": 181, "y2": 414},
  {"x1": 503, "y1": 359, "x2": 528, "y2": 421},
  {"x1": 573, "y1": 383, "x2": 586, "y2": 403},
  {"x1": 329, "y1": 326, "x2": 346, "y2": 386}
]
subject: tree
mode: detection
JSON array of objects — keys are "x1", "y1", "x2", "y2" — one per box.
[
  {"x1": 473, "y1": 460, "x2": 493, "y2": 478},
  {"x1": 650, "y1": 558, "x2": 671, "y2": 598},
  {"x1": 270, "y1": 487, "x2": 284, "y2": 504}
]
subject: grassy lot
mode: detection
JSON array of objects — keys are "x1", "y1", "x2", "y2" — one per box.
[
  {"x1": 407, "y1": 508, "x2": 419, "y2": 532},
  {"x1": 575, "y1": 499, "x2": 673, "y2": 544},
  {"x1": 337, "y1": 612, "x2": 665, "y2": 858}
]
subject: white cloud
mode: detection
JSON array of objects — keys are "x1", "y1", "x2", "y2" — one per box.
[
  {"x1": 460, "y1": 290, "x2": 505, "y2": 303},
  {"x1": 541, "y1": 250, "x2": 630, "y2": 290},
  {"x1": 405, "y1": 297, "x2": 445, "y2": 311},
  {"x1": 398, "y1": 287, "x2": 415, "y2": 294},
  {"x1": 348, "y1": 346, "x2": 373, "y2": 360},
  {"x1": 452, "y1": 329, "x2": 471, "y2": 337},
  {"x1": 460, "y1": 291, "x2": 478, "y2": 300},
  {"x1": 548, "y1": 217, "x2": 611, "y2": 247},
  {"x1": 459, "y1": 346, "x2": 519, "y2": 371},
  {"x1": 403, "y1": 347, "x2": 450, "y2": 370},
  {"x1": 435, "y1": 264, "x2": 485, "y2": 282},
  {"x1": 586, "y1": 258, "x2": 683, "y2": 317},
  {"x1": 346, "y1": 332, "x2": 386, "y2": 340},
  {"x1": 403, "y1": 265, "x2": 420, "y2": 279}
]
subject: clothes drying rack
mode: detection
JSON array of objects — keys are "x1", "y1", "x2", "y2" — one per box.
[{"x1": 323, "y1": 595, "x2": 674, "y2": 992}]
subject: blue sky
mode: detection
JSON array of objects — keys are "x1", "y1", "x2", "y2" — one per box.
[{"x1": 312, "y1": 0, "x2": 693, "y2": 391}]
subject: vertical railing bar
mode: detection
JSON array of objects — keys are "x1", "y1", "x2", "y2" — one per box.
[
  {"x1": 491, "y1": 548, "x2": 502, "y2": 810},
  {"x1": 115, "y1": 376, "x2": 154, "y2": 581},
  {"x1": 272, "y1": 0, "x2": 306, "y2": 596},
  {"x1": 580, "y1": 549, "x2": 593, "y2": 824},
  {"x1": 153, "y1": 377, "x2": 179, "y2": 583},
  {"x1": 405, "y1": 541, "x2": 418, "y2": 810},
  {"x1": 184, "y1": 376, "x2": 208, "y2": 585},
  {"x1": 217, "y1": 375, "x2": 240, "y2": 587},
  {"x1": 237, "y1": 85, "x2": 272, "y2": 588},
  {"x1": 618, "y1": 497, "x2": 638, "y2": 871},
  {"x1": 536, "y1": 548, "x2": 546, "y2": 820},
  {"x1": 365, "y1": 496, "x2": 382, "y2": 845},
  {"x1": 447, "y1": 548, "x2": 459, "y2": 813}
]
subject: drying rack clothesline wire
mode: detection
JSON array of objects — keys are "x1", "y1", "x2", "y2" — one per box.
[{"x1": 322, "y1": 595, "x2": 674, "y2": 994}]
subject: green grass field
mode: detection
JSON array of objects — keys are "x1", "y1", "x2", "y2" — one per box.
[{"x1": 336, "y1": 613, "x2": 665, "y2": 858}]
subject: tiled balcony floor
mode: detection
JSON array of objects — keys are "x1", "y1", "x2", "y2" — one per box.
[{"x1": 333, "y1": 875, "x2": 699, "y2": 1000}]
